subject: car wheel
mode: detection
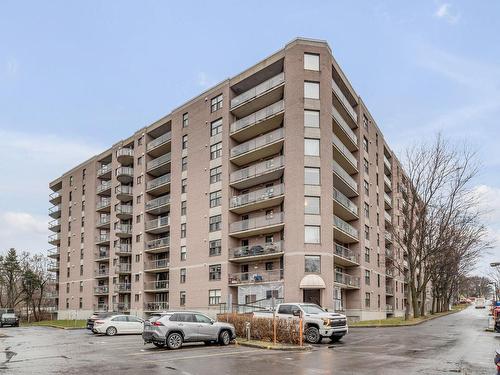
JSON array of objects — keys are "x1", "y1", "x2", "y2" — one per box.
[
  {"x1": 106, "y1": 326, "x2": 117, "y2": 336},
  {"x1": 329, "y1": 335, "x2": 342, "y2": 343},
  {"x1": 304, "y1": 326, "x2": 321, "y2": 344},
  {"x1": 153, "y1": 342, "x2": 165, "y2": 348},
  {"x1": 218, "y1": 330, "x2": 231, "y2": 346},
  {"x1": 166, "y1": 332, "x2": 183, "y2": 350}
]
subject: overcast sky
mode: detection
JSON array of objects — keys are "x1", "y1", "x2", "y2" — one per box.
[{"x1": 0, "y1": 0, "x2": 498, "y2": 275}]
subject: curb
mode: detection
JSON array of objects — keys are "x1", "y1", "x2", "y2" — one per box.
[
  {"x1": 350, "y1": 309, "x2": 463, "y2": 329},
  {"x1": 29, "y1": 324, "x2": 85, "y2": 330},
  {"x1": 236, "y1": 340, "x2": 311, "y2": 351}
]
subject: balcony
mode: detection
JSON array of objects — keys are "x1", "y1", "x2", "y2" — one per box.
[
  {"x1": 115, "y1": 185, "x2": 133, "y2": 202},
  {"x1": 116, "y1": 204, "x2": 133, "y2": 219},
  {"x1": 48, "y1": 205, "x2": 61, "y2": 219},
  {"x1": 144, "y1": 259, "x2": 170, "y2": 272},
  {"x1": 115, "y1": 224, "x2": 132, "y2": 238},
  {"x1": 145, "y1": 216, "x2": 170, "y2": 234},
  {"x1": 333, "y1": 215, "x2": 359, "y2": 243},
  {"x1": 96, "y1": 198, "x2": 111, "y2": 212},
  {"x1": 115, "y1": 283, "x2": 131, "y2": 293},
  {"x1": 116, "y1": 167, "x2": 134, "y2": 184},
  {"x1": 48, "y1": 233, "x2": 61, "y2": 245},
  {"x1": 145, "y1": 195, "x2": 170, "y2": 215},
  {"x1": 332, "y1": 134, "x2": 358, "y2": 174},
  {"x1": 332, "y1": 106, "x2": 357, "y2": 151},
  {"x1": 334, "y1": 271, "x2": 360, "y2": 289},
  {"x1": 332, "y1": 79, "x2": 358, "y2": 124},
  {"x1": 228, "y1": 269, "x2": 283, "y2": 285},
  {"x1": 47, "y1": 260, "x2": 59, "y2": 272},
  {"x1": 333, "y1": 160, "x2": 358, "y2": 198},
  {"x1": 384, "y1": 155, "x2": 392, "y2": 175},
  {"x1": 48, "y1": 219, "x2": 61, "y2": 232},
  {"x1": 116, "y1": 263, "x2": 132, "y2": 274},
  {"x1": 386, "y1": 285, "x2": 394, "y2": 296},
  {"x1": 230, "y1": 156, "x2": 284, "y2": 190},
  {"x1": 94, "y1": 250, "x2": 110, "y2": 261},
  {"x1": 115, "y1": 244, "x2": 132, "y2": 255},
  {"x1": 95, "y1": 233, "x2": 110, "y2": 245},
  {"x1": 94, "y1": 303, "x2": 108, "y2": 312},
  {"x1": 384, "y1": 193, "x2": 392, "y2": 210},
  {"x1": 47, "y1": 247, "x2": 60, "y2": 259},
  {"x1": 94, "y1": 286, "x2": 109, "y2": 295},
  {"x1": 147, "y1": 153, "x2": 171, "y2": 177},
  {"x1": 95, "y1": 269, "x2": 109, "y2": 278},
  {"x1": 116, "y1": 147, "x2": 134, "y2": 165},
  {"x1": 230, "y1": 100, "x2": 285, "y2": 142},
  {"x1": 384, "y1": 175, "x2": 392, "y2": 192},
  {"x1": 229, "y1": 212, "x2": 285, "y2": 238},
  {"x1": 386, "y1": 304, "x2": 394, "y2": 312},
  {"x1": 96, "y1": 181, "x2": 112, "y2": 196},
  {"x1": 147, "y1": 132, "x2": 172, "y2": 157},
  {"x1": 145, "y1": 237, "x2": 170, "y2": 253},
  {"x1": 334, "y1": 243, "x2": 359, "y2": 267},
  {"x1": 146, "y1": 173, "x2": 171, "y2": 196},
  {"x1": 144, "y1": 301, "x2": 169, "y2": 312},
  {"x1": 332, "y1": 188, "x2": 358, "y2": 221},
  {"x1": 113, "y1": 302, "x2": 130, "y2": 312},
  {"x1": 385, "y1": 231, "x2": 393, "y2": 244},
  {"x1": 384, "y1": 211, "x2": 392, "y2": 225},
  {"x1": 228, "y1": 241, "x2": 284, "y2": 263},
  {"x1": 96, "y1": 215, "x2": 111, "y2": 228},
  {"x1": 229, "y1": 184, "x2": 284, "y2": 215},
  {"x1": 49, "y1": 191, "x2": 62, "y2": 205},
  {"x1": 230, "y1": 128, "x2": 284, "y2": 166},
  {"x1": 230, "y1": 72, "x2": 285, "y2": 118},
  {"x1": 385, "y1": 247, "x2": 393, "y2": 260},
  {"x1": 144, "y1": 280, "x2": 169, "y2": 292},
  {"x1": 97, "y1": 164, "x2": 112, "y2": 179}
]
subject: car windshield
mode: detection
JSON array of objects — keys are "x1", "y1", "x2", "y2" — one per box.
[
  {"x1": 3, "y1": 313, "x2": 15, "y2": 318},
  {"x1": 300, "y1": 304, "x2": 325, "y2": 314}
]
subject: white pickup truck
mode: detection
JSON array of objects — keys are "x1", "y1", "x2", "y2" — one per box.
[{"x1": 253, "y1": 303, "x2": 348, "y2": 344}]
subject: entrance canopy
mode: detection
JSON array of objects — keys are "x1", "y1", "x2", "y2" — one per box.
[{"x1": 299, "y1": 274, "x2": 326, "y2": 289}]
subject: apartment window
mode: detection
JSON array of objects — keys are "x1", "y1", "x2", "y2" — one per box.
[
  {"x1": 180, "y1": 291, "x2": 186, "y2": 306},
  {"x1": 137, "y1": 136, "x2": 143, "y2": 146},
  {"x1": 135, "y1": 254, "x2": 140, "y2": 262},
  {"x1": 363, "y1": 115, "x2": 369, "y2": 130},
  {"x1": 181, "y1": 178, "x2": 187, "y2": 194},
  {"x1": 375, "y1": 133, "x2": 379, "y2": 146},
  {"x1": 67, "y1": 268, "x2": 70, "y2": 278},
  {"x1": 209, "y1": 264, "x2": 221, "y2": 281},
  {"x1": 365, "y1": 225, "x2": 370, "y2": 240},
  {"x1": 304, "y1": 110, "x2": 320, "y2": 128},
  {"x1": 79, "y1": 298, "x2": 83, "y2": 309},
  {"x1": 304, "y1": 225, "x2": 320, "y2": 244},
  {"x1": 377, "y1": 274, "x2": 381, "y2": 287},
  {"x1": 136, "y1": 195, "x2": 142, "y2": 204},
  {"x1": 135, "y1": 274, "x2": 140, "y2": 282},
  {"x1": 364, "y1": 180, "x2": 369, "y2": 195},
  {"x1": 377, "y1": 233, "x2": 380, "y2": 247},
  {"x1": 209, "y1": 215, "x2": 222, "y2": 232},
  {"x1": 364, "y1": 158, "x2": 369, "y2": 174},
  {"x1": 180, "y1": 246, "x2": 187, "y2": 261},
  {"x1": 82, "y1": 168, "x2": 86, "y2": 180},
  {"x1": 182, "y1": 135, "x2": 188, "y2": 150},
  {"x1": 181, "y1": 201, "x2": 187, "y2": 216},
  {"x1": 378, "y1": 294, "x2": 381, "y2": 309},
  {"x1": 377, "y1": 212, "x2": 380, "y2": 226},
  {"x1": 80, "y1": 248, "x2": 84, "y2": 259},
  {"x1": 304, "y1": 138, "x2": 320, "y2": 156},
  {"x1": 180, "y1": 269, "x2": 186, "y2": 283},
  {"x1": 69, "y1": 176, "x2": 73, "y2": 186},
  {"x1": 365, "y1": 292, "x2": 371, "y2": 308},
  {"x1": 66, "y1": 298, "x2": 69, "y2": 309},
  {"x1": 69, "y1": 191, "x2": 72, "y2": 201},
  {"x1": 66, "y1": 283, "x2": 70, "y2": 293},
  {"x1": 211, "y1": 94, "x2": 223, "y2": 112},
  {"x1": 68, "y1": 206, "x2": 72, "y2": 218},
  {"x1": 365, "y1": 247, "x2": 370, "y2": 263},
  {"x1": 136, "y1": 234, "x2": 142, "y2": 243},
  {"x1": 209, "y1": 190, "x2": 222, "y2": 208},
  {"x1": 209, "y1": 239, "x2": 221, "y2": 256},
  {"x1": 304, "y1": 53, "x2": 320, "y2": 71},
  {"x1": 210, "y1": 142, "x2": 222, "y2": 160},
  {"x1": 304, "y1": 167, "x2": 320, "y2": 185},
  {"x1": 304, "y1": 196, "x2": 320, "y2": 214},
  {"x1": 80, "y1": 281, "x2": 83, "y2": 292},
  {"x1": 210, "y1": 166, "x2": 222, "y2": 184},
  {"x1": 180, "y1": 223, "x2": 186, "y2": 238},
  {"x1": 136, "y1": 214, "x2": 141, "y2": 223},
  {"x1": 210, "y1": 118, "x2": 223, "y2": 136},
  {"x1": 304, "y1": 81, "x2": 320, "y2": 99},
  {"x1": 363, "y1": 136, "x2": 369, "y2": 152},
  {"x1": 265, "y1": 262, "x2": 273, "y2": 271},
  {"x1": 209, "y1": 289, "x2": 221, "y2": 305},
  {"x1": 377, "y1": 253, "x2": 380, "y2": 267},
  {"x1": 82, "y1": 184, "x2": 86, "y2": 196},
  {"x1": 80, "y1": 232, "x2": 84, "y2": 243},
  {"x1": 305, "y1": 255, "x2": 321, "y2": 273},
  {"x1": 181, "y1": 156, "x2": 188, "y2": 171},
  {"x1": 365, "y1": 270, "x2": 371, "y2": 285},
  {"x1": 364, "y1": 202, "x2": 369, "y2": 218},
  {"x1": 182, "y1": 112, "x2": 189, "y2": 128},
  {"x1": 135, "y1": 294, "x2": 139, "y2": 302},
  {"x1": 137, "y1": 175, "x2": 142, "y2": 185},
  {"x1": 137, "y1": 156, "x2": 143, "y2": 165}
]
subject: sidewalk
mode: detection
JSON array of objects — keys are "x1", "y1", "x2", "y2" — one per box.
[{"x1": 236, "y1": 338, "x2": 311, "y2": 351}]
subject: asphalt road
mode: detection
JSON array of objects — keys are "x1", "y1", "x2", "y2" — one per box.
[{"x1": 0, "y1": 306, "x2": 498, "y2": 374}]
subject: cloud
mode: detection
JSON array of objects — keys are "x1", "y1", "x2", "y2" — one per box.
[
  {"x1": 0, "y1": 211, "x2": 49, "y2": 253},
  {"x1": 434, "y1": 3, "x2": 460, "y2": 24}
]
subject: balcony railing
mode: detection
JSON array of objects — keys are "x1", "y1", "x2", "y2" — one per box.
[
  {"x1": 147, "y1": 153, "x2": 171, "y2": 172},
  {"x1": 333, "y1": 161, "x2": 358, "y2": 192},
  {"x1": 113, "y1": 302, "x2": 130, "y2": 312},
  {"x1": 144, "y1": 280, "x2": 169, "y2": 290},
  {"x1": 48, "y1": 205, "x2": 61, "y2": 215},
  {"x1": 333, "y1": 215, "x2": 359, "y2": 239},
  {"x1": 231, "y1": 128, "x2": 284, "y2": 158},
  {"x1": 96, "y1": 198, "x2": 111, "y2": 210},
  {"x1": 230, "y1": 212, "x2": 284, "y2": 233},
  {"x1": 94, "y1": 304, "x2": 108, "y2": 311},
  {"x1": 332, "y1": 79, "x2": 357, "y2": 122},
  {"x1": 97, "y1": 164, "x2": 112, "y2": 177},
  {"x1": 384, "y1": 175, "x2": 392, "y2": 188},
  {"x1": 115, "y1": 185, "x2": 133, "y2": 196},
  {"x1": 145, "y1": 259, "x2": 170, "y2": 270},
  {"x1": 116, "y1": 166, "x2": 134, "y2": 178},
  {"x1": 231, "y1": 73, "x2": 285, "y2": 109},
  {"x1": 146, "y1": 173, "x2": 171, "y2": 191},
  {"x1": 114, "y1": 224, "x2": 132, "y2": 235},
  {"x1": 94, "y1": 286, "x2": 109, "y2": 294},
  {"x1": 117, "y1": 147, "x2": 134, "y2": 159},
  {"x1": 384, "y1": 193, "x2": 392, "y2": 207},
  {"x1": 231, "y1": 100, "x2": 285, "y2": 134},
  {"x1": 147, "y1": 132, "x2": 172, "y2": 152},
  {"x1": 49, "y1": 191, "x2": 61, "y2": 201},
  {"x1": 115, "y1": 244, "x2": 132, "y2": 254},
  {"x1": 230, "y1": 156, "x2": 285, "y2": 184},
  {"x1": 385, "y1": 248, "x2": 393, "y2": 259},
  {"x1": 116, "y1": 204, "x2": 133, "y2": 216},
  {"x1": 145, "y1": 216, "x2": 170, "y2": 231},
  {"x1": 386, "y1": 285, "x2": 394, "y2": 295},
  {"x1": 95, "y1": 269, "x2": 109, "y2": 277},
  {"x1": 332, "y1": 134, "x2": 358, "y2": 169},
  {"x1": 48, "y1": 260, "x2": 59, "y2": 269},
  {"x1": 230, "y1": 184, "x2": 284, "y2": 209},
  {"x1": 115, "y1": 283, "x2": 131, "y2": 292},
  {"x1": 48, "y1": 219, "x2": 60, "y2": 230},
  {"x1": 95, "y1": 250, "x2": 110, "y2": 260},
  {"x1": 229, "y1": 241, "x2": 283, "y2": 259},
  {"x1": 385, "y1": 231, "x2": 393, "y2": 243},
  {"x1": 228, "y1": 269, "x2": 283, "y2": 284},
  {"x1": 144, "y1": 301, "x2": 169, "y2": 311},
  {"x1": 145, "y1": 237, "x2": 170, "y2": 251},
  {"x1": 145, "y1": 195, "x2": 170, "y2": 211},
  {"x1": 384, "y1": 211, "x2": 392, "y2": 224},
  {"x1": 48, "y1": 233, "x2": 61, "y2": 242},
  {"x1": 386, "y1": 268, "x2": 394, "y2": 277},
  {"x1": 96, "y1": 181, "x2": 112, "y2": 194},
  {"x1": 47, "y1": 247, "x2": 59, "y2": 258},
  {"x1": 335, "y1": 271, "x2": 360, "y2": 287},
  {"x1": 334, "y1": 243, "x2": 359, "y2": 264},
  {"x1": 332, "y1": 106, "x2": 357, "y2": 146},
  {"x1": 95, "y1": 233, "x2": 110, "y2": 243},
  {"x1": 333, "y1": 188, "x2": 358, "y2": 216},
  {"x1": 96, "y1": 215, "x2": 111, "y2": 226},
  {"x1": 116, "y1": 263, "x2": 132, "y2": 273}
]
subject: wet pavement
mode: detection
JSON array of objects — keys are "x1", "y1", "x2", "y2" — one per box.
[{"x1": 0, "y1": 306, "x2": 498, "y2": 374}]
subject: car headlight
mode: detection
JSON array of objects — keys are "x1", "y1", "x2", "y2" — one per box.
[{"x1": 322, "y1": 318, "x2": 330, "y2": 326}]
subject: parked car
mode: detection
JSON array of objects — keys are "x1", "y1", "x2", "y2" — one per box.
[
  {"x1": 0, "y1": 312, "x2": 19, "y2": 327},
  {"x1": 86, "y1": 311, "x2": 115, "y2": 331},
  {"x1": 253, "y1": 303, "x2": 348, "y2": 344},
  {"x1": 93, "y1": 314, "x2": 144, "y2": 336},
  {"x1": 475, "y1": 298, "x2": 486, "y2": 309},
  {"x1": 142, "y1": 311, "x2": 236, "y2": 349}
]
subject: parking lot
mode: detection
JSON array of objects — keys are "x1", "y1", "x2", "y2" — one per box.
[{"x1": 0, "y1": 306, "x2": 498, "y2": 374}]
